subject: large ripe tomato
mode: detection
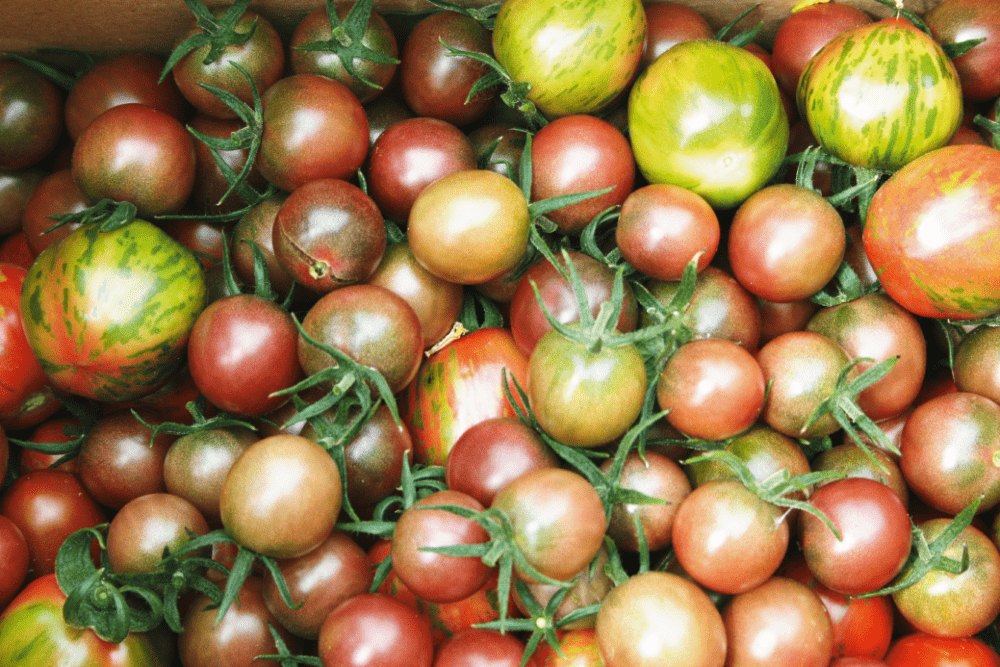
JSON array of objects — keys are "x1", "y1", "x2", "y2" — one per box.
[
  {"x1": 492, "y1": 0, "x2": 645, "y2": 119},
  {"x1": 21, "y1": 220, "x2": 207, "y2": 403},
  {"x1": 797, "y1": 17, "x2": 962, "y2": 171},
  {"x1": 629, "y1": 39, "x2": 789, "y2": 209},
  {"x1": 401, "y1": 327, "x2": 529, "y2": 466},
  {"x1": 0, "y1": 574, "x2": 167, "y2": 667},
  {"x1": 863, "y1": 144, "x2": 1000, "y2": 320}
]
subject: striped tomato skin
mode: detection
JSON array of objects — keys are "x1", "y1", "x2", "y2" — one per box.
[
  {"x1": 863, "y1": 144, "x2": 1000, "y2": 320},
  {"x1": 797, "y1": 17, "x2": 963, "y2": 171},
  {"x1": 492, "y1": 0, "x2": 646, "y2": 119},
  {"x1": 20, "y1": 220, "x2": 206, "y2": 403}
]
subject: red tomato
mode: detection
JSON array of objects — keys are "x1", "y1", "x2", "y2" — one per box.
[
  {"x1": 884, "y1": 633, "x2": 1000, "y2": 667},
  {"x1": 0, "y1": 515, "x2": 28, "y2": 609}
]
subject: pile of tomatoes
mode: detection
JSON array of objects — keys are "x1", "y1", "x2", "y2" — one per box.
[{"x1": 2, "y1": 0, "x2": 1000, "y2": 665}]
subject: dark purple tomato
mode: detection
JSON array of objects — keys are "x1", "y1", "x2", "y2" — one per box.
[
  {"x1": 616, "y1": 182, "x2": 719, "y2": 281},
  {"x1": 289, "y1": 5, "x2": 398, "y2": 104},
  {"x1": 926, "y1": 0, "x2": 1000, "y2": 101},
  {"x1": 366, "y1": 240, "x2": 464, "y2": 350},
  {"x1": 391, "y1": 489, "x2": 492, "y2": 604},
  {"x1": 77, "y1": 409, "x2": 175, "y2": 509},
  {"x1": 399, "y1": 11, "x2": 498, "y2": 126},
  {"x1": 105, "y1": 492, "x2": 210, "y2": 575},
  {"x1": 0, "y1": 167, "x2": 43, "y2": 236},
  {"x1": 298, "y1": 283, "x2": 423, "y2": 394},
  {"x1": 171, "y1": 9, "x2": 285, "y2": 120},
  {"x1": 529, "y1": 114, "x2": 635, "y2": 235},
  {"x1": 0, "y1": 58, "x2": 63, "y2": 170},
  {"x1": 365, "y1": 116, "x2": 478, "y2": 223},
  {"x1": 317, "y1": 593, "x2": 434, "y2": 667},
  {"x1": 798, "y1": 477, "x2": 912, "y2": 596},
  {"x1": 272, "y1": 177, "x2": 386, "y2": 294},
  {"x1": 445, "y1": 416, "x2": 558, "y2": 508},
  {"x1": 263, "y1": 529, "x2": 373, "y2": 640},
  {"x1": 363, "y1": 93, "x2": 414, "y2": 146},
  {"x1": 65, "y1": 52, "x2": 187, "y2": 141},
  {"x1": 258, "y1": 74, "x2": 369, "y2": 192},
  {"x1": 187, "y1": 293, "x2": 303, "y2": 417},
  {"x1": 71, "y1": 103, "x2": 196, "y2": 217},
  {"x1": 509, "y1": 250, "x2": 638, "y2": 358},
  {"x1": 467, "y1": 123, "x2": 526, "y2": 182},
  {"x1": 163, "y1": 426, "x2": 258, "y2": 527}
]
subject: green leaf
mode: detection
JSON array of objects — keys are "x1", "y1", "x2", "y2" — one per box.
[
  {"x1": 160, "y1": 0, "x2": 257, "y2": 82},
  {"x1": 942, "y1": 37, "x2": 987, "y2": 60}
]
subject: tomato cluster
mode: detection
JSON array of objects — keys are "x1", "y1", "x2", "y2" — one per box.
[{"x1": 2, "y1": 0, "x2": 1000, "y2": 666}]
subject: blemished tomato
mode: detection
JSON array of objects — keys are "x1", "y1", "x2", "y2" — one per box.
[
  {"x1": 0, "y1": 574, "x2": 168, "y2": 667},
  {"x1": 595, "y1": 570, "x2": 727, "y2": 667},
  {"x1": 864, "y1": 144, "x2": 1000, "y2": 320},
  {"x1": 629, "y1": 39, "x2": 789, "y2": 209},
  {"x1": 797, "y1": 17, "x2": 962, "y2": 171},
  {"x1": 220, "y1": 434, "x2": 341, "y2": 559},
  {"x1": 492, "y1": 0, "x2": 645, "y2": 118}
]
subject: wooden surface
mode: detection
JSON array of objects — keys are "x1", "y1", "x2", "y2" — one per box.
[{"x1": 0, "y1": 0, "x2": 945, "y2": 56}]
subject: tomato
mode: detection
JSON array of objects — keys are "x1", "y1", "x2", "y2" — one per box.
[
  {"x1": 629, "y1": 39, "x2": 789, "y2": 209},
  {"x1": 20, "y1": 169, "x2": 89, "y2": 256},
  {"x1": 893, "y1": 519, "x2": 1000, "y2": 638},
  {"x1": 797, "y1": 18, "x2": 962, "y2": 171},
  {"x1": 262, "y1": 529, "x2": 373, "y2": 641},
  {"x1": 0, "y1": 58, "x2": 62, "y2": 170},
  {"x1": 258, "y1": 74, "x2": 369, "y2": 193},
  {"x1": 64, "y1": 52, "x2": 186, "y2": 141},
  {"x1": 884, "y1": 633, "x2": 1000, "y2": 667},
  {"x1": 366, "y1": 241, "x2": 464, "y2": 350},
  {"x1": 230, "y1": 195, "x2": 297, "y2": 299},
  {"x1": 21, "y1": 219, "x2": 207, "y2": 403},
  {"x1": 899, "y1": 391, "x2": 1000, "y2": 516},
  {"x1": 364, "y1": 116, "x2": 478, "y2": 224},
  {"x1": 289, "y1": 4, "x2": 398, "y2": 105},
  {"x1": 220, "y1": 434, "x2": 341, "y2": 559},
  {"x1": 769, "y1": 1, "x2": 873, "y2": 98},
  {"x1": 72, "y1": 103, "x2": 196, "y2": 218},
  {"x1": 445, "y1": 416, "x2": 557, "y2": 509},
  {"x1": 408, "y1": 169, "x2": 530, "y2": 285},
  {"x1": 798, "y1": 477, "x2": 912, "y2": 596},
  {"x1": 640, "y1": 2, "x2": 715, "y2": 70},
  {"x1": 926, "y1": 0, "x2": 1000, "y2": 101},
  {"x1": 527, "y1": 328, "x2": 646, "y2": 448},
  {"x1": 272, "y1": 177, "x2": 386, "y2": 294},
  {"x1": 595, "y1": 570, "x2": 727, "y2": 667},
  {"x1": 0, "y1": 515, "x2": 28, "y2": 609},
  {"x1": 490, "y1": 467, "x2": 605, "y2": 584},
  {"x1": 0, "y1": 263, "x2": 54, "y2": 431},
  {"x1": 0, "y1": 167, "x2": 44, "y2": 236},
  {"x1": 656, "y1": 337, "x2": 765, "y2": 441},
  {"x1": 317, "y1": 592, "x2": 434, "y2": 667},
  {"x1": 721, "y1": 576, "x2": 833, "y2": 667},
  {"x1": 399, "y1": 10, "x2": 497, "y2": 127},
  {"x1": 811, "y1": 443, "x2": 909, "y2": 509},
  {"x1": 0, "y1": 574, "x2": 167, "y2": 667},
  {"x1": 615, "y1": 183, "x2": 719, "y2": 282},
  {"x1": 727, "y1": 183, "x2": 846, "y2": 303},
  {"x1": 18, "y1": 415, "x2": 83, "y2": 475},
  {"x1": 433, "y1": 628, "x2": 536, "y2": 667},
  {"x1": 105, "y1": 492, "x2": 209, "y2": 576},
  {"x1": 602, "y1": 449, "x2": 690, "y2": 553},
  {"x1": 954, "y1": 324, "x2": 1000, "y2": 404},
  {"x1": 492, "y1": 0, "x2": 645, "y2": 119},
  {"x1": 509, "y1": 250, "x2": 638, "y2": 358},
  {"x1": 178, "y1": 576, "x2": 299, "y2": 667},
  {"x1": 863, "y1": 144, "x2": 1000, "y2": 320},
  {"x1": 401, "y1": 327, "x2": 529, "y2": 466},
  {"x1": 686, "y1": 424, "x2": 811, "y2": 490},
  {"x1": 170, "y1": 9, "x2": 285, "y2": 120},
  {"x1": 186, "y1": 113, "x2": 269, "y2": 216},
  {"x1": 298, "y1": 283, "x2": 423, "y2": 395},
  {"x1": 532, "y1": 628, "x2": 604, "y2": 667},
  {"x1": 529, "y1": 114, "x2": 635, "y2": 235},
  {"x1": 513, "y1": 545, "x2": 613, "y2": 630},
  {"x1": 671, "y1": 480, "x2": 790, "y2": 595},
  {"x1": 187, "y1": 293, "x2": 303, "y2": 417},
  {"x1": 0, "y1": 469, "x2": 106, "y2": 578},
  {"x1": 806, "y1": 293, "x2": 926, "y2": 422},
  {"x1": 391, "y1": 489, "x2": 492, "y2": 604}
]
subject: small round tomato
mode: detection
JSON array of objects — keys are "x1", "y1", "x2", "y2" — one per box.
[
  {"x1": 527, "y1": 330, "x2": 646, "y2": 448},
  {"x1": 105, "y1": 492, "x2": 210, "y2": 575},
  {"x1": 408, "y1": 170, "x2": 530, "y2": 285},
  {"x1": 641, "y1": 3, "x2": 715, "y2": 69},
  {"x1": 0, "y1": 58, "x2": 62, "y2": 170},
  {"x1": 220, "y1": 434, "x2": 341, "y2": 559},
  {"x1": 603, "y1": 450, "x2": 691, "y2": 553},
  {"x1": 318, "y1": 593, "x2": 434, "y2": 667},
  {"x1": 926, "y1": 0, "x2": 1000, "y2": 101}
]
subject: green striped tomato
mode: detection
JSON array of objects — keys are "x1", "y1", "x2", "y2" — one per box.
[
  {"x1": 21, "y1": 220, "x2": 206, "y2": 403},
  {"x1": 628, "y1": 39, "x2": 789, "y2": 209},
  {"x1": 797, "y1": 17, "x2": 963, "y2": 171},
  {"x1": 864, "y1": 144, "x2": 1000, "y2": 320},
  {"x1": 492, "y1": 0, "x2": 645, "y2": 119}
]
